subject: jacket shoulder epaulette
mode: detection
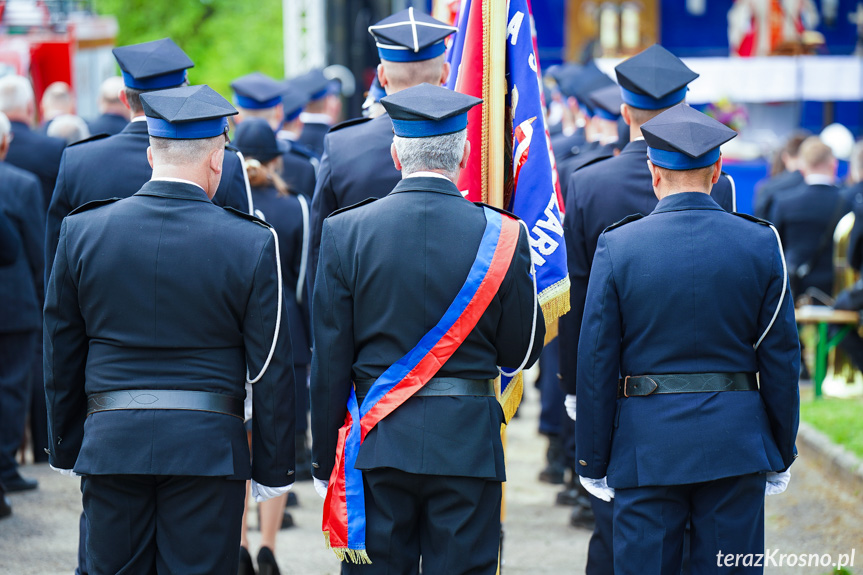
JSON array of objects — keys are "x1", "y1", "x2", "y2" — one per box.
[
  {"x1": 473, "y1": 202, "x2": 522, "y2": 222},
  {"x1": 69, "y1": 197, "x2": 121, "y2": 215},
  {"x1": 604, "y1": 213, "x2": 644, "y2": 232},
  {"x1": 328, "y1": 117, "x2": 371, "y2": 134},
  {"x1": 731, "y1": 212, "x2": 771, "y2": 226},
  {"x1": 67, "y1": 133, "x2": 111, "y2": 147},
  {"x1": 222, "y1": 206, "x2": 272, "y2": 228},
  {"x1": 330, "y1": 197, "x2": 377, "y2": 217},
  {"x1": 287, "y1": 141, "x2": 317, "y2": 161}
]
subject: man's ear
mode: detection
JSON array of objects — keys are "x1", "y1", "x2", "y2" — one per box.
[
  {"x1": 647, "y1": 160, "x2": 660, "y2": 189},
  {"x1": 439, "y1": 61, "x2": 451, "y2": 87},
  {"x1": 391, "y1": 142, "x2": 402, "y2": 171},
  {"x1": 378, "y1": 64, "x2": 389, "y2": 93},
  {"x1": 210, "y1": 146, "x2": 224, "y2": 175},
  {"x1": 460, "y1": 139, "x2": 471, "y2": 170},
  {"x1": 146, "y1": 146, "x2": 154, "y2": 169},
  {"x1": 621, "y1": 104, "x2": 632, "y2": 127},
  {"x1": 119, "y1": 89, "x2": 131, "y2": 112},
  {"x1": 711, "y1": 158, "x2": 723, "y2": 184}
]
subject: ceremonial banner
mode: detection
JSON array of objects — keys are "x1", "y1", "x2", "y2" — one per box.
[{"x1": 447, "y1": 0, "x2": 570, "y2": 420}]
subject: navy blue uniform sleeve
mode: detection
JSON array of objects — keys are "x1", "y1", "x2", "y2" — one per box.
[
  {"x1": 0, "y1": 210, "x2": 20, "y2": 266},
  {"x1": 44, "y1": 219, "x2": 89, "y2": 469},
  {"x1": 496, "y1": 223, "x2": 545, "y2": 368},
  {"x1": 755, "y1": 230, "x2": 800, "y2": 471},
  {"x1": 574, "y1": 232, "x2": 621, "y2": 479},
  {"x1": 213, "y1": 150, "x2": 251, "y2": 213},
  {"x1": 307, "y1": 137, "x2": 337, "y2": 301},
  {"x1": 309, "y1": 219, "x2": 355, "y2": 481},
  {"x1": 245, "y1": 232, "x2": 296, "y2": 487},
  {"x1": 558, "y1": 174, "x2": 591, "y2": 395},
  {"x1": 45, "y1": 150, "x2": 72, "y2": 286}
]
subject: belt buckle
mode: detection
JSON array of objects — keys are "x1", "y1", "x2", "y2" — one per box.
[{"x1": 624, "y1": 375, "x2": 632, "y2": 398}]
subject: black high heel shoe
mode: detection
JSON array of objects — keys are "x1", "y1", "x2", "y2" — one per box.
[
  {"x1": 238, "y1": 546, "x2": 256, "y2": 575},
  {"x1": 257, "y1": 546, "x2": 281, "y2": 575}
]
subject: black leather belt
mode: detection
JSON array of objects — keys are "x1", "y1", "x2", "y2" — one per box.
[
  {"x1": 87, "y1": 390, "x2": 244, "y2": 420},
  {"x1": 618, "y1": 372, "x2": 758, "y2": 398},
  {"x1": 354, "y1": 377, "x2": 495, "y2": 404}
]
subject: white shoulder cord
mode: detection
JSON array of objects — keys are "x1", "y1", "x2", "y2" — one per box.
[
  {"x1": 295, "y1": 193, "x2": 310, "y2": 305},
  {"x1": 727, "y1": 173, "x2": 737, "y2": 213},
  {"x1": 247, "y1": 225, "x2": 283, "y2": 384},
  {"x1": 234, "y1": 149, "x2": 255, "y2": 215},
  {"x1": 500, "y1": 219, "x2": 539, "y2": 378},
  {"x1": 754, "y1": 224, "x2": 787, "y2": 350}
]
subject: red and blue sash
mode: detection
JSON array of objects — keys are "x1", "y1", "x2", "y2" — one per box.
[{"x1": 322, "y1": 207, "x2": 520, "y2": 563}]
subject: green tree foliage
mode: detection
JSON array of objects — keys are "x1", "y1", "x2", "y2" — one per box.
[{"x1": 94, "y1": 0, "x2": 285, "y2": 97}]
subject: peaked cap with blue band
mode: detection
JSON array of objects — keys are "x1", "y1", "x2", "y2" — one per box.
[
  {"x1": 231, "y1": 72, "x2": 284, "y2": 110},
  {"x1": 112, "y1": 38, "x2": 194, "y2": 91},
  {"x1": 588, "y1": 84, "x2": 624, "y2": 121},
  {"x1": 291, "y1": 68, "x2": 333, "y2": 101},
  {"x1": 234, "y1": 118, "x2": 282, "y2": 163},
  {"x1": 571, "y1": 64, "x2": 615, "y2": 117},
  {"x1": 140, "y1": 85, "x2": 237, "y2": 140},
  {"x1": 381, "y1": 83, "x2": 481, "y2": 138},
  {"x1": 369, "y1": 8, "x2": 457, "y2": 62},
  {"x1": 641, "y1": 104, "x2": 736, "y2": 170},
  {"x1": 279, "y1": 83, "x2": 309, "y2": 122},
  {"x1": 614, "y1": 44, "x2": 698, "y2": 110}
]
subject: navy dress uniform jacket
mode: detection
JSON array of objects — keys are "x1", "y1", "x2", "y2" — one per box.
[
  {"x1": 252, "y1": 184, "x2": 311, "y2": 365},
  {"x1": 278, "y1": 140, "x2": 317, "y2": 200},
  {"x1": 44, "y1": 181, "x2": 295, "y2": 487},
  {"x1": 6, "y1": 121, "x2": 66, "y2": 210},
  {"x1": 769, "y1": 182, "x2": 850, "y2": 297},
  {"x1": 87, "y1": 113, "x2": 128, "y2": 137},
  {"x1": 0, "y1": 162, "x2": 44, "y2": 333},
  {"x1": 45, "y1": 120, "x2": 251, "y2": 280},
  {"x1": 308, "y1": 114, "x2": 402, "y2": 295},
  {"x1": 0, "y1": 210, "x2": 20, "y2": 265},
  {"x1": 559, "y1": 139, "x2": 736, "y2": 394},
  {"x1": 576, "y1": 193, "x2": 800, "y2": 488},
  {"x1": 298, "y1": 121, "x2": 328, "y2": 158},
  {"x1": 311, "y1": 176, "x2": 544, "y2": 482},
  {"x1": 753, "y1": 170, "x2": 804, "y2": 220}
]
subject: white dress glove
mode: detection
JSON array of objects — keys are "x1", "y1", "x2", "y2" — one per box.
[
  {"x1": 765, "y1": 470, "x2": 791, "y2": 496},
  {"x1": 579, "y1": 475, "x2": 615, "y2": 501},
  {"x1": 565, "y1": 394, "x2": 577, "y2": 421},
  {"x1": 250, "y1": 480, "x2": 292, "y2": 503},
  {"x1": 314, "y1": 478, "x2": 329, "y2": 499},
  {"x1": 50, "y1": 464, "x2": 79, "y2": 477}
]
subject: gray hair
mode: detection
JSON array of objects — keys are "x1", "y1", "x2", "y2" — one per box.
[
  {"x1": 149, "y1": 135, "x2": 224, "y2": 166},
  {"x1": 392, "y1": 129, "x2": 467, "y2": 179},
  {"x1": 100, "y1": 76, "x2": 124, "y2": 104},
  {"x1": 0, "y1": 75, "x2": 34, "y2": 114},
  {"x1": 47, "y1": 114, "x2": 90, "y2": 144},
  {"x1": 0, "y1": 111, "x2": 10, "y2": 138},
  {"x1": 852, "y1": 140, "x2": 863, "y2": 183}
]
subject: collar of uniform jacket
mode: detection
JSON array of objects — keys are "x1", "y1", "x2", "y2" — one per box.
[
  {"x1": 134, "y1": 179, "x2": 212, "y2": 203},
  {"x1": 651, "y1": 191, "x2": 724, "y2": 214},
  {"x1": 620, "y1": 138, "x2": 648, "y2": 156},
  {"x1": 389, "y1": 174, "x2": 463, "y2": 198}
]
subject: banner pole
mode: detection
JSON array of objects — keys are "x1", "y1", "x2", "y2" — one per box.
[{"x1": 485, "y1": 1, "x2": 508, "y2": 573}]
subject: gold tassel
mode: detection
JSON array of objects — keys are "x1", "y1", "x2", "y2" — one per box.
[
  {"x1": 324, "y1": 532, "x2": 373, "y2": 564},
  {"x1": 500, "y1": 372, "x2": 523, "y2": 423}
]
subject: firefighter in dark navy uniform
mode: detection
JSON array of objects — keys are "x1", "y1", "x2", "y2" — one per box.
[
  {"x1": 307, "y1": 8, "x2": 456, "y2": 295},
  {"x1": 310, "y1": 84, "x2": 544, "y2": 574},
  {"x1": 290, "y1": 68, "x2": 337, "y2": 159},
  {"x1": 232, "y1": 72, "x2": 317, "y2": 201},
  {"x1": 45, "y1": 38, "x2": 251, "y2": 279},
  {"x1": 576, "y1": 104, "x2": 800, "y2": 575},
  {"x1": 44, "y1": 85, "x2": 296, "y2": 575},
  {"x1": 558, "y1": 44, "x2": 738, "y2": 575}
]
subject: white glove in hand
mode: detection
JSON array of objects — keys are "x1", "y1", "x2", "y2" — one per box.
[
  {"x1": 251, "y1": 480, "x2": 292, "y2": 503},
  {"x1": 565, "y1": 395, "x2": 577, "y2": 421},
  {"x1": 50, "y1": 464, "x2": 78, "y2": 477},
  {"x1": 580, "y1": 475, "x2": 614, "y2": 501},
  {"x1": 765, "y1": 470, "x2": 791, "y2": 496},
  {"x1": 314, "y1": 478, "x2": 329, "y2": 499}
]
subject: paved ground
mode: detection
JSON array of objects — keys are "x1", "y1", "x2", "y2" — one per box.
[{"x1": 1, "y1": 384, "x2": 860, "y2": 574}]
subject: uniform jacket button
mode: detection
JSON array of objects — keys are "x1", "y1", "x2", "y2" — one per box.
[{"x1": 578, "y1": 459, "x2": 588, "y2": 467}]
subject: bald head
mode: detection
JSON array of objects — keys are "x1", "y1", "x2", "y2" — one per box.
[
  {"x1": 99, "y1": 76, "x2": 128, "y2": 116},
  {"x1": 41, "y1": 82, "x2": 75, "y2": 122},
  {"x1": 798, "y1": 136, "x2": 836, "y2": 179}
]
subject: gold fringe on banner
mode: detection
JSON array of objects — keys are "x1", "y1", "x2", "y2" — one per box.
[
  {"x1": 480, "y1": 0, "x2": 492, "y2": 204},
  {"x1": 500, "y1": 371, "x2": 523, "y2": 424},
  {"x1": 538, "y1": 277, "x2": 571, "y2": 344},
  {"x1": 324, "y1": 532, "x2": 372, "y2": 565}
]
